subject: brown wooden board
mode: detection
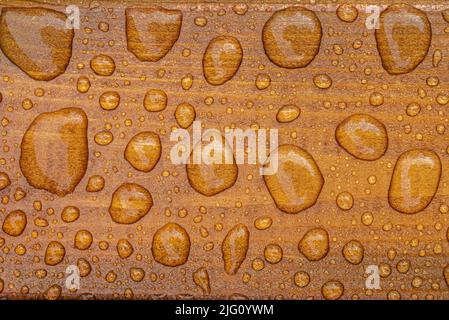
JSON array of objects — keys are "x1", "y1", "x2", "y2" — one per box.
[{"x1": 0, "y1": 0, "x2": 449, "y2": 300}]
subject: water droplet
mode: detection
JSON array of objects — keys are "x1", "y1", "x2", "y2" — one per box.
[
  {"x1": 77, "y1": 258, "x2": 91, "y2": 277},
  {"x1": 43, "y1": 285, "x2": 62, "y2": 300},
  {"x1": 193, "y1": 267, "x2": 211, "y2": 295},
  {"x1": 335, "y1": 114, "x2": 388, "y2": 161},
  {"x1": 264, "y1": 243, "x2": 283, "y2": 264},
  {"x1": 90, "y1": 54, "x2": 116, "y2": 76},
  {"x1": 0, "y1": 172, "x2": 10, "y2": 191},
  {"x1": 129, "y1": 267, "x2": 145, "y2": 282},
  {"x1": 125, "y1": 131, "x2": 161, "y2": 172},
  {"x1": 336, "y1": 4, "x2": 358, "y2": 22},
  {"x1": 375, "y1": 4, "x2": 431, "y2": 75},
  {"x1": 117, "y1": 239, "x2": 134, "y2": 259},
  {"x1": 86, "y1": 175, "x2": 105, "y2": 192},
  {"x1": 152, "y1": 222, "x2": 191, "y2": 267},
  {"x1": 61, "y1": 206, "x2": 80, "y2": 223},
  {"x1": 262, "y1": 7, "x2": 322, "y2": 68},
  {"x1": 2, "y1": 210, "x2": 27, "y2": 236},
  {"x1": 336, "y1": 191, "x2": 354, "y2": 211},
  {"x1": 369, "y1": 92, "x2": 384, "y2": 107},
  {"x1": 187, "y1": 136, "x2": 238, "y2": 196},
  {"x1": 342, "y1": 240, "x2": 364, "y2": 264},
  {"x1": 74, "y1": 230, "x2": 93, "y2": 250},
  {"x1": 77, "y1": 76, "x2": 91, "y2": 93},
  {"x1": 255, "y1": 73, "x2": 271, "y2": 90},
  {"x1": 222, "y1": 224, "x2": 249, "y2": 275},
  {"x1": 263, "y1": 145, "x2": 324, "y2": 213},
  {"x1": 321, "y1": 280, "x2": 344, "y2": 300},
  {"x1": 203, "y1": 36, "x2": 243, "y2": 85},
  {"x1": 0, "y1": 7, "x2": 74, "y2": 80},
  {"x1": 298, "y1": 227, "x2": 329, "y2": 261},
  {"x1": 254, "y1": 216, "x2": 272, "y2": 230},
  {"x1": 109, "y1": 183, "x2": 153, "y2": 224},
  {"x1": 313, "y1": 74, "x2": 332, "y2": 89},
  {"x1": 94, "y1": 131, "x2": 113, "y2": 146},
  {"x1": 294, "y1": 271, "x2": 310, "y2": 288},
  {"x1": 175, "y1": 103, "x2": 196, "y2": 129},
  {"x1": 99, "y1": 91, "x2": 120, "y2": 110},
  {"x1": 45, "y1": 241, "x2": 65, "y2": 266},
  {"x1": 126, "y1": 7, "x2": 182, "y2": 62},
  {"x1": 143, "y1": 89, "x2": 167, "y2": 112},
  {"x1": 232, "y1": 4, "x2": 248, "y2": 16},
  {"x1": 276, "y1": 105, "x2": 300, "y2": 123},
  {"x1": 406, "y1": 102, "x2": 421, "y2": 117},
  {"x1": 389, "y1": 149, "x2": 441, "y2": 214},
  {"x1": 443, "y1": 265, "x2": 449, "y2": 287},
  {"x1": 181, "y1": 74, "x2": 193, "y2": 90},
  {"x1": 20, "y1": 108, "x2": 88, "y2": 196}
]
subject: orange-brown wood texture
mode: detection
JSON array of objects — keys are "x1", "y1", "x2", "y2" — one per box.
[{"x1": 0, "y1": 0, "x2": 449, "y2": 300}]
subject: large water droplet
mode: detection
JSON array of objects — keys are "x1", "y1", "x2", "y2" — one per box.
[
  {"x1": 375, "y1": 4, "x2": 431, "y2": 75},
  {"x1": 0, "y1": 7, "x2": 74, "y2": 80},
  {"x1": 389, "y1": 149, "x2": 441, "y2": 214},
  {"x1": 152, "y1": 222, "x2": 191, "y2": 267},
  {"x1": 126, "y1": 7, "x2": 182, "y2": 62},
  {"x1": 124, "y1": 131, "x2": 161, "y2": 172},
  {"x1": 262, "y1": 7, "x2": 322, "y2": 69},
  {"x1": 263, "y1": 144, "x2": 323, "y2": 213},
  {"x1": 298, "y1": 227, "x2": 329, "y2": 261},
  {"x1": 109, "y1": 183, "x2": 153, "y2": 224},
  {"x1": 20, "y1": 108, "x2": 88, "y2": 196},
  {"x1": 335, "y1": 114, "x2": 388, "y2": 161}
]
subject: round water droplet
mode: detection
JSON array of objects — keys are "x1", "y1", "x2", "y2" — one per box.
[
  {"x1": 117, "y1": 239, "x2": 134, "y2": 259},
  {"x1": 263, "y1": 145, "x2": 324, "y2": 213},
  {"x1": 90, "y1": 54, "x2": 116, "y2": 76},
  {"x1": 262, "y1": 7, "x2": 322, "y2": 69},
  {"x1": 144, "y1": 89, "x2": 167, "y2": 112},
  {"x1": 313, "y1": 74, "x2": 332, "y2": 89},
  {"x1": 342, "y1": 240, "x2": 364, "y2": 264},
  {"x1": 86, "y1": 175, "x2": 105, "y2": 192},
  {"x1": 298, "y1": 227, "x2": 329, "y2": 261},
  {"x1": 175, "y1": 103, "x2": 196, "y2": 129},
  {"x1": 203, "y1": 36, "x2": 243, "y2": 85},
  {"x1": 109, "y1": 183, "x2": 153, "y2": 224},
  {"x1": 294, "y1": 271, "x2": 310, "y2": 288},
  {"x1": 375, "y1": 4, "x2": 431, "y2": 75},
  {"x1": 99, "y1": 91, "x2": 120, "y2": 110},
  {"x1": 335, "y1": 114, "x2": 388, "y2": 161},
  {"x1": 45, "y1": 241, "x2": 65, "y2": 266},
  {"x1": 152, "y1": 222, "x2": 191, "y2": 267},
  {"x1": 336, "y1": 4, "x2": 358, "y2": 22},
  {"x1": 276, "y1": 105, "x2": 300, "y2": 123},
  {"x1": 20, "y1": 108, "x2": 88, "y2": 196},
  {"x1": 186, "y1": 136, "x2": 238, "y2": 196},
  {"x1": 336, "y1": 191, "x2": 354, "y2": 211},
  {"x1": 124, "y1": 131, "x2": 161, "y2": 172},
  {"x1": 77, "y1": 76, "x2": 91, "y2": 93},
  {"x1": 2, "y1": 210, "x2": 27, "y2": 236},
  {"x1": 389, "y1": 149, "x2": 441, "y2": 214},
  {"x1": 264, "y1": 243, "x2": 283, "y2": 264},
  {"x1": 74, "y1": 230, "x2": 93, "y2": 250},
  {"x1": 61, "y1": 206, "x2": 80, "y2": 223},
  {"x1": 321, "y1": 280, "x2": 344, "y2": 300}
]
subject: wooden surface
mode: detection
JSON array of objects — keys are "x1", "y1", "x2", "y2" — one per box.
[{"x1": 0, "y1": 0, "x2": 449, "y2": 300}]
